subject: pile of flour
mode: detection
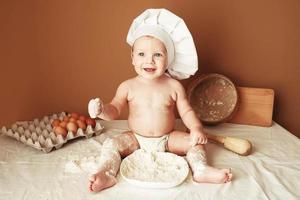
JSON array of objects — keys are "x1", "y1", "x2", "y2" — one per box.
[{"x1": 120, "y1": 149, "x2": 189, "y2": 188}]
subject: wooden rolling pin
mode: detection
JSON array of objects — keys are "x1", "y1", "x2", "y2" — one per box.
[{"x1": 207, "y1": 134, "x2": 252, "y2": 156}]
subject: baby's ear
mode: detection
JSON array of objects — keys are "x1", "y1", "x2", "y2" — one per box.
[
  {"x1": 130, "y1": 48, "x2": 133, "y2": 58},
  {"x1": 131, "y1": 53, "x2": 135, "y2": 65}
]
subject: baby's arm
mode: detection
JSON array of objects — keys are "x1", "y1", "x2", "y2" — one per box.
[
  {"x1": 90, "y1": 81, "x2": 129, "y2": 121},
  {"x1": 174, "y1": 81, "x2": 207, "y2": 145}
]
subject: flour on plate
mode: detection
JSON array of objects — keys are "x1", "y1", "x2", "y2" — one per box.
[{"x1": 120, "y1": 149, "x2": 189, "y2": 188}]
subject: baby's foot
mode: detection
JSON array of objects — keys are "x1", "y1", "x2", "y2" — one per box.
[
  {"x1": 88, "y1": 171, "x2": 117, "y2": 192},
  {"x1": 193, "y1": 166, "x2": 233, "y2": 184}
]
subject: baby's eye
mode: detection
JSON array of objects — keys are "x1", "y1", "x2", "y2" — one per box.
[
  {"x1": 138, "y1": 52, "x2": 144, "y2": 56},
  {"x1": 154, "y1": 53, "x2": 163, "y2": 57}
]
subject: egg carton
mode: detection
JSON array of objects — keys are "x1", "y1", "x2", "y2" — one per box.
[{"x1": 0, "y1": 112, "x2": 104, "y2": 153}]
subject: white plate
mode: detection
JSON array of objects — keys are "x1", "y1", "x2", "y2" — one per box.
[{"x1": 120, "y1": 149, "x2": 189, "y2": 189}]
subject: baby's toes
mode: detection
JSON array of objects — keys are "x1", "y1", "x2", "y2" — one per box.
[
  {"x1": 88, "y1": 183, "x2": 94, "y2": 192},
  {"x1": 227, "y1": 173, "x2": 233, "y2": 182},
  {"x1": 88, "y1": 179, "x2": 95, "y2": 192}
]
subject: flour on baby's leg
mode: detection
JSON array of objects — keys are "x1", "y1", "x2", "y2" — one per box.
[
  {"x1": 186, "y1": 145, "x2": 233, "y2": 184},
  {"x1": 88, "y1": 138, "x2": 121, "y2": 192},
  {"x1": 88, "y1": 133, "x2": 140, "y2": 192}
]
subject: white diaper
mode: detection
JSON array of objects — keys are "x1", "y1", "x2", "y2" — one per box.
[{"x1": 134, "y1": 133, "x2": 169, "y2": 152}]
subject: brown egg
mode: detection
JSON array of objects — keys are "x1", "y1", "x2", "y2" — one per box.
[
  {"x1": 54, "y1": 126, "x2": 67, "y2": 138},
  {"x1": 63, "y1": 116, "x2": 70, "y2": 122},
  {"x1": 79, "y1": 115, "x2": 87, "y2": 121},
  {"x1": 59, "y1": 121, "x2": 68, "y2": 128},
  {"x1": 86, "y1": 118, "x2": 96, "y2": 128},
  {"x1": 76, "y1": 120, "x2": 87, "y2": 130},
  {"x1": 69, "y1": 117, "x2": 77, "y2": 122},
  {"x1": 66, "y1": 122, "x2": 78, "y2": 133},
  {"x1": 70, "y1": 112, "x2": 79, "y2": 120},
  {"x1": 51, "y1": 119, "x2": 61, "y2": 127}
]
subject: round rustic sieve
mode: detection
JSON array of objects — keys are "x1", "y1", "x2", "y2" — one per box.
[{"x1": 187, "y1": 73, "x2": 239, "y2": 125}]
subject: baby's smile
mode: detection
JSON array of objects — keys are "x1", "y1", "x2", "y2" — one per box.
[{"x1": 143, "y1": 68, "x2": 156, "y2": 72}]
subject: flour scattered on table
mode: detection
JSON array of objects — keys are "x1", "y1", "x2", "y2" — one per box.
[{"x1": 65, "y1": 155, "x2": 101, "y2": 174}]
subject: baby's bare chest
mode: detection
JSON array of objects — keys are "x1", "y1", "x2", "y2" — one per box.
[{"x1": 128, "y1": 87, "x2": 176, "y2": 108}]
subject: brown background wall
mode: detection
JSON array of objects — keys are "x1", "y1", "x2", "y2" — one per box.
[{"x1": 1, "y1": 0, "x2": 299, "y2": 137}]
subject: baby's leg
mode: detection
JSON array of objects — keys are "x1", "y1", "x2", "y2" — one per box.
[
  {"x1": 167, "y1": 131, "x2": 232, "y2": 184},
  {"x1": 89, "y1": 131, "x2": 139, "y2": 192}
]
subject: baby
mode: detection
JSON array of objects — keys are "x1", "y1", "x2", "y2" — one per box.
[{"x1": 87, "y1": 9, "x2": 232, "y2": 192}]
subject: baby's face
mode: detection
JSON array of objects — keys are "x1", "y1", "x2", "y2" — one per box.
[{"x1": 131, "y1": 36, "x2": 168, "y2": 80}]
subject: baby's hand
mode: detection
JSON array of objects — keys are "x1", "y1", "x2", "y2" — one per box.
[
  {"x1": 190, "y1": 130, "x2": 208, "y2": 146},
  {"x1": 88, "y1": 98, "x2": 103, "y2": 119}
]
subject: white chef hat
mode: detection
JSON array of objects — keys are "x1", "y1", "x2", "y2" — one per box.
[{"x1": 126, "y1": 8, "x2": 198, "y2": 80}]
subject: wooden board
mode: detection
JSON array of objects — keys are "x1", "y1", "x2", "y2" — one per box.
[{"x1": 229, "y1": 87, "x2": 274, "y2": 127}]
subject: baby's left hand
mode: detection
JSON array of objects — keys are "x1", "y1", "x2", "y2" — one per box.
[{"x1": 190, "y1": 129, "x2": 208, "y2": 146}]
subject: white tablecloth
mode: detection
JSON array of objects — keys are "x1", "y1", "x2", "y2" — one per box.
[{"x1": 0, "y1": 120, "x2": 300, "y2": 200}]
